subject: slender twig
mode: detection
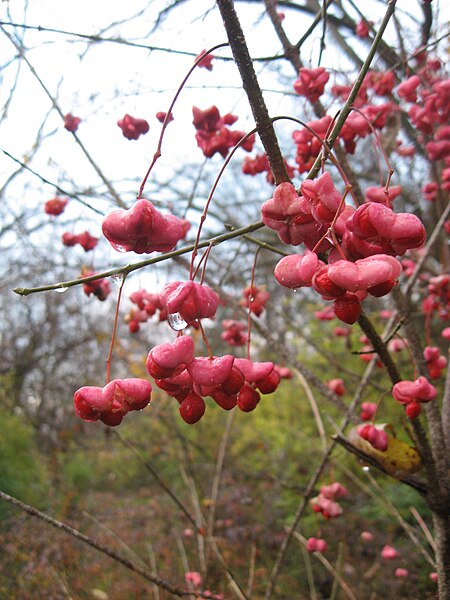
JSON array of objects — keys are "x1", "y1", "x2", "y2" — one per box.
[
  {"x1": 300, "y1": 541, "x2": 317, "y2": 600},
  {"x1": 292, "y1": 532, "x2": 357, "y2": 600},
  {"x1": 294, "y1": 368, "x2": 327, "y2": 452},
  {"x1": 14, "y1": 220, "x2": 266, "y2": 296},
  {"x1": 105, "y1": 276, "x2": 126, "y2": 383},
  {"x1": 114, "y1": 431, "x2": 199, "y2": 531},
  {"x1": 206, "y1": 410, "x2": 235, "y2": 547},
  {"x1": 0, "y1": 20, "x2": 297, "y2": 63},
  {"x1": 246, "y1": 543, "x2": 257, "y2": 598},
  {"x1": 147, "y1": 543, "x2": 162, "y2": 600},
  {"x1": 1, "y1": 26, "x2": 125, "y2": 207},
  {"x1": 0, "y1": 490, "x2": 200, "y2": 597},
  {"x1": 0, "y1": 147, "x2": 105, "y2": 215}
]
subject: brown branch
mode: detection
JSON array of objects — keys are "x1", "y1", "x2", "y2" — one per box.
[
  {"x1": 357, "y1": 312, "x2": 401, "y2": 384},
  {"x1": 392, "y1": 287, "x2": 449, "y2": 502},
  {"x1": 216, "y1": 0, "x2": 290, "y2": 185}
]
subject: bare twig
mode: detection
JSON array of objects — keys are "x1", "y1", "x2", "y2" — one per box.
[
  {"x1": 0, "y1": 490, "x2": 200, "y2": 597},
  {"x1": 292, "y1": 532, "x2": 357, "y2": 600}
]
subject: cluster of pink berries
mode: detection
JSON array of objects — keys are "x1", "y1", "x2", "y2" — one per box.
[
  {"x1": 125, "y1": 289, "x2": 168, "y2": 333},
  {"x1": 147, "y1": 334, "x2": 281, "y2": 424},
  {"x1": 242, "y1": 153, "x2": 296, "y2": 184},
  {"x1": 74, "y1": 275, "x2": 289, "y2": 425},
  {"x1": 423, "y1": 275, "x2": 450, "y2": 322},
  {"x1": 81, "y1": 268, "x2": 111, "y2": 301},
  {"x1": 262, "y1": 171, "x2": 424, "y2": 324},
  {"x1": 74, "y1": 378, "x2": 152, "y2": 426},
  {"x1": 310, "y1": 481, "x2": 348, "y2": 519},
  {"x1": 392, "y1": 376, "x2": 437, "y2": 419},
  {"x1": 102, "y1": 199, "x2": 189, "y2": 254},
  {"x1": 358, "y1": 423, "x2": 388, "y2": 451},
  {"x1": 62, "y1": 231, "x2": 98, "y2": 252},
  {"x1": 44, "y1": 196, "x2": 68, "y2": 216},
  {"x1": 192, "y1": 105, "x2": 255, "y2": 159}
]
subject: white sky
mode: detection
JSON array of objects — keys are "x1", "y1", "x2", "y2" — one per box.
[{"x1": 0, "y1": 0, "x2": 448, "y2": 285}]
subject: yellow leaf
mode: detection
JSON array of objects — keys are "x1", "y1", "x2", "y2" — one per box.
[{"x1": 347, "y1": 423, "x2": 422, "y2": 479}]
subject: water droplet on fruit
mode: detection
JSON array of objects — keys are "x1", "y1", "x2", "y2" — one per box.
[
  {"x1": 55, "y1": 286, "x2": 69, "y2": 293},
  {"x1": 168, "y1": 312, "x2": 187, "y2": 331},
  {"x1": 110, "y1": 273, "x2": 124, "y2": 288},
  {"x1": 113, "y1": 244, "x2": 127, "y2": 253}
]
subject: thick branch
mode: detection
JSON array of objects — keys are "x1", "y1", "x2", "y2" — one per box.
[{"x1": 216, "y1": 0, "x2": 290, "y2": 185}]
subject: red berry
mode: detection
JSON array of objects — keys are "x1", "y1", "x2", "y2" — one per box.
[
  {"x1": 221, "y1": 366, "x2": 245, "y2": 395},
  {"x1": 333, "y1": 294, "x2": 361, "y2": 324},
  {"x1": 313, "y1": 268, "x2": 346, "y2": 299},
  {"x1": 179, "y1": 392, "x2": 205, "y2": 424},
  {"x1": 367, "y1": 278, "x2": 396, "y2": 297},
  {"x1": 212, "y1": 389, "x2": 238, "y2": 410},
  {"x1": 237, "y1": 385, "x2": 260, "y2": 412},
  {"x1": 256, "y1": 369, "x2": 281, "y2": 394},
  {"x1": 405, "y1": 401, "x2": 421, "y2": 419},
  {"x1": 100, "y1": 410, "x2": 124, "y2": 427}
]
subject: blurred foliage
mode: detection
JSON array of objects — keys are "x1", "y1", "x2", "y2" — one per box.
[
  {"x1": 0, "y1": 409, "x2": 50, "y2": 519},
  {"x1": 0, "y1": 299, "x2": 437, "y2": 598}
]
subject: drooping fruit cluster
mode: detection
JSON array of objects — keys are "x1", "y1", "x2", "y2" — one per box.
[
  {"x1": 306, "y1": 537, "x2": 327, "y2": 553},
  {"x1": 62, "y1": 231, "x2": 99, "y2": 252},
  {"x1": 80, "y1": 268, "x2": 111, "y2": 301},
  {"x1": 310, "y1": 481, "x2": 348, "y2": 519},
  {"x1": 221, "y1": 320, "x2": 248, "y2": 346},
  {"x1": 44, "y1": 196, "x2": 68, "y2": 216},
  {"x1": 117, "y1": 114, "x2": 149, "y2": 140},
  {"x1": 240, "y1": 284, "x2": 270, "y2": 316},
  {"x1": 102, "y1": 199, "x2": 186, "y2": 254},
  {"x1": 63, "y1": 113, "x2": 81, "y2": 132},
  {"x1": 125, "y1": 289, "x2": 167, "y2": 333},
  {"x1": 147, "y1": 334, "x2": 280, "y2": 424},
  {"x1": 192, "y1": 105, "x2": 255, "y2": 158},
  {"x1": 358, "y1": 423, "x2": 389, "y2": 451},
  {"x1": 262, "y1": 171, "x2": 423, "y2": 324},
  {"x1": 74, "y1": 378, "x2": 152, "y2": 426},
  {"x1": 392, "y1": 376, "x2": 437, "y2": 419}
]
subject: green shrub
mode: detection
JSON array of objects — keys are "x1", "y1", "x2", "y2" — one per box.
[{"x1": 0, "y1": 410, "x2": 49, "y2": 519}]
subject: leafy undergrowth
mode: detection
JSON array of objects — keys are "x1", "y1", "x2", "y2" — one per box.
[{"x1": 0, "y1": 375, "x2": 439, "y2": 599}]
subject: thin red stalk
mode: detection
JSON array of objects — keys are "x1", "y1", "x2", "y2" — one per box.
[
  {"x1": 246, "y1": 247, "x2": 262, "y2": 361},
  {"x1": 192, "y1": 243, "x2": 214, "y2": 284},
  {"x1": 105, "y1": 277, "x2": 126, "y2": 384},
  {"x1": 198, "y1": 320, "x2": 213, "y2": 359},
  {"x1": 189, "y1": 127, "x2": 258, "y2": 280},
  {"x1": 271, "y1": 115, "x2": 359, "y2": 206},
  {"x1": 138, "y1": 43, "x2": 228, "y2": 199},
  {"x1": 346, "y1": 106, "x2": 395, "y2": 202}
]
